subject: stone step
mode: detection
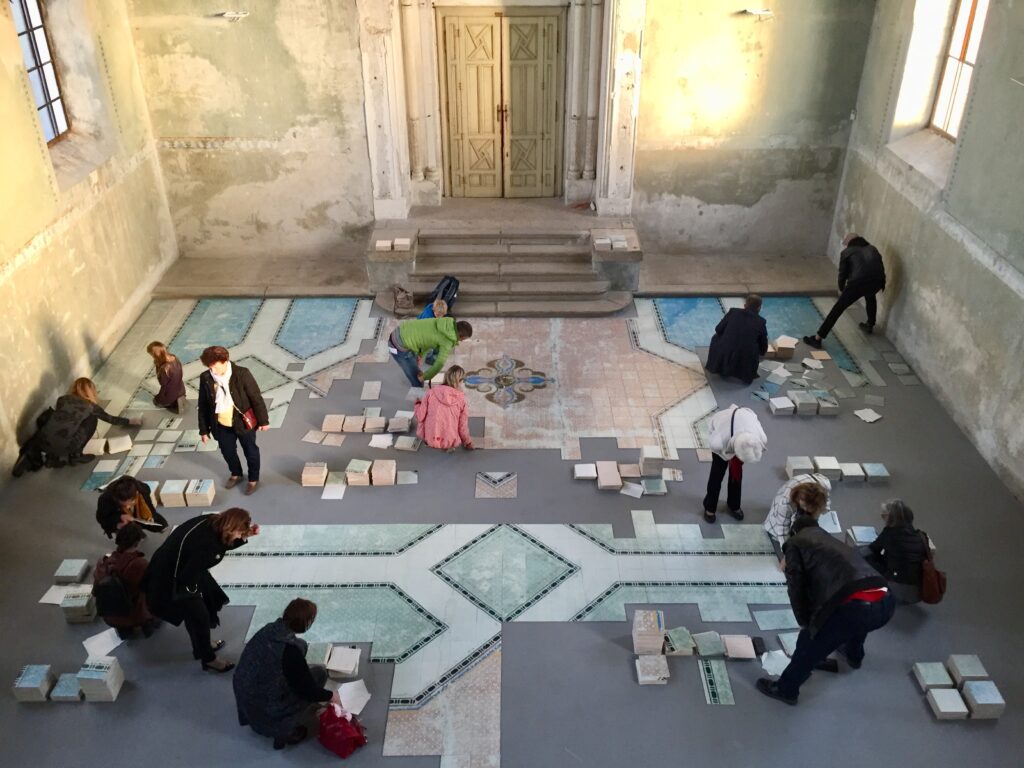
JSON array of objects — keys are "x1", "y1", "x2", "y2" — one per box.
[
  {"x1": 375, "y1": 291, "x2": 633, "y2": 317},
  {"x1": 411, "y1": 260, "x2": 597, "y2": 281},
  {"x1": 407, "y1": 279, "x2": 611, "y2": 299},
  {"x1": 417, "y1": 243, "x2": 591, "y2": 260},
  {"x1": 417, "y1": 231, "x2": 587, "y2": 246}
]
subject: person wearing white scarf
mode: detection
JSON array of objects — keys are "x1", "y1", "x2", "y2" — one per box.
[{"x1": 197, "y1": 347, "x2": 269, "y2": 495}]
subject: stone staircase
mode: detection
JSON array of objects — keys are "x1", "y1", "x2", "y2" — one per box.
[{"x1": 370, "y1": 228, "x2": 640, "y2": 317}]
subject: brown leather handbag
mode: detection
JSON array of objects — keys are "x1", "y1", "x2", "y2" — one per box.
[{"x1": 919, "y1": 532, "x2": 946, "y2": 604}]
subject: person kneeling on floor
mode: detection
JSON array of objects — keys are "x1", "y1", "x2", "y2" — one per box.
[
  {"x1": 93, "y1": 524, "x2": 161, "y2": 640},
  {"x1": 706, "y1": 294, "x2": 768, "y2": 385},
  {"x1": 233, "y1": 598, "x2": 339, "y2": 750},
  {"x1": 414, "y1": 365, "x2": 475, "y2": 452},
  {"x1": 757, "y1": 511, "x2": 895, "y2": 706}
]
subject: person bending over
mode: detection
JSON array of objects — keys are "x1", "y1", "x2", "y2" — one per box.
[
  {"x1": 706, "y1": 294, "x2": 768, "y2": 385},
  {"x1": 389, "y1": 316, "x2": 472, "y2": 388},
  {"x1": 804, "y1": 234, "x2": 885, "y2": 348},
  {"x1": 702, "y1": 404, "x2": 767, "y2": 523},
  {"x1": 93, "y1": 523, "x2": 160, "y2": 639},
  {"x1": 96, "y1": 474, "x2": 168, "y2": 538}
]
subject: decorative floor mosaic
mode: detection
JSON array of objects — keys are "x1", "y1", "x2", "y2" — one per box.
[
  {"x1": 465, "y1": 355, "x2": 552, "y2": 407},
  {"x1": 473, "y1": 471, "x2": 518, "y2": 500},
  {"x1": 212, "y1": 516, "x2": 787, "y2": 764}
]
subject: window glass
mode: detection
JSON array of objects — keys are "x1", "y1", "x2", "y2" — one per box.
[
  {"x1": 11, "y1": 0, "x2": 71, "y2": 143},
  {"x1": 965, "y1": 0, "x2": 990, "y2": 64}
]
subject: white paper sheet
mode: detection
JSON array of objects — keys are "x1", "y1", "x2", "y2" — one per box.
[
  {"x1": 135, "y1": 429, "x2": 159, "y2": 442},
  {"x1": 83, "y1": 627, "x2": 124, "y2": 658},
  {"x1": 94, "y1": 459, "x2": 121, "y2": 473},
  {"x1": 339, "y1": 679, "x2": 371, "y2": 715},
  {"x1": 854, "y1": 408, "x2": 883, "y2": 423},
  {"x1": 760, "y1": 650, "x2": 790, "y2": 677}
]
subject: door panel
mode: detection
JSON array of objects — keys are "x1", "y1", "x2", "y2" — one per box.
[
  {"x1": 444, "y1": 17, "x2": 502, "y2": 198},
  {"x1": 440, "y1": 9, "x2": 561, "y2": 198}
]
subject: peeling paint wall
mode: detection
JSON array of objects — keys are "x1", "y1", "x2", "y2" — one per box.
[
  {"x1": 128, "y1": 0, "x2": 374, "y2": 258},
  {"x1": 832, "y1": 0, "x2": 1024, "y2": 499},
  {"x1": 633, "y1": 0, "x2": 874, "y2": 255},
  {"x1": 0, "y1": 0, "x2": 176, "y2": 479}
]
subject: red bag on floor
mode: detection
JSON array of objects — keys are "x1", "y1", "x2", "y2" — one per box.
[{"x1": 319, "y1": 704, "x2": 367, "y2": 759}]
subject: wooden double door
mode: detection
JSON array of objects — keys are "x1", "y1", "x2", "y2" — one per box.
[{"x1": 439, "y1": 8, "x2": 563, "y2": 198}]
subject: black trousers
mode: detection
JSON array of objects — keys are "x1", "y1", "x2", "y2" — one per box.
[
  {"x1": 68, "y1": 415, "x2": 98, "y2": 456},
  {"x1": 777, "y1": 594, "x2": 895, "y2": 699},
  {"x1": 213, "y1": 422, "x2": 261, "y2": 481},
  {"x1": 180, "y1": 597, "x2": 217, "y2": 663},
  {"x1": 703, "y1": 454, "x2": 742, "y2": 513},
  {"x1": 817, "y1": 281, "x2": 883, "y2": 338}
]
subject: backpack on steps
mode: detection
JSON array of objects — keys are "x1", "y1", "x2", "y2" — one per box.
[{"x1": 427, "y1": 275, "x2": 459, "y2": 309}]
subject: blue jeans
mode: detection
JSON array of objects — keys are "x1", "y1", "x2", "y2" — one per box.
[
  {"x1": 777, "y1": 593, "x2": 895, "y2": 699},
  {"x1": 213, "y1": 422, "x2": 261, "y2": 481},
  {"x1": 391, "y1": 348, "x2": 421, "y2": 388}
]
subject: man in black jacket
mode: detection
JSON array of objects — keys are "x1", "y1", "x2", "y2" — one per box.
[
  {"x1": 706, "y1": 294, "x2": 769, "y2": 385},
  {"x1": 758, "y1": 514, "x2": 895, "y2": 705},
  {"x1": 804, "y1": 234, "x2": 886, "y2": 349}
]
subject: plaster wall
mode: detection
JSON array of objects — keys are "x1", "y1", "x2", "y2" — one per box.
[
  {"x1": 127, "y1": 0, "x2": 375, "y2": 259},
  {"x1": 832, "y1": 0, "x2": 1024, "y2": 499},
  {"x1": 0, "y1": 0, "x2": 176, "y2": 478},
  {"x1": 632, "y1": 0, "x2": 874, "y2": 255}
]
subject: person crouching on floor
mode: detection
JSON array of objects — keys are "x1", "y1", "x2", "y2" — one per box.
[
  {"x1": 757, "y1": 510, "x2": 895, "y2": 706},
  {"x1": 233, "y1": 598, "x2": 338, "y2": 750},
  {"x1": 706, "y1": 293, "x2": 768, "y2": 385},
  {"x1": 93, "y1": 523, "x2": 161, "y2": 640},
  {"x1": 414, "y1": 365, "x2": 475, "y2": 452}
]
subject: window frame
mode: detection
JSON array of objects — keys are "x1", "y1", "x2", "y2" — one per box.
[
  {"x1": 929, "y1": 0, "x2": 984, "y2": 140},
  {"x1": 11, "y1": 0, "x2": 72, "y2": 146}
]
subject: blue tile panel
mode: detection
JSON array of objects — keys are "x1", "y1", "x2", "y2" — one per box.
[
  {"x1": 274, "y1": 298, "x2": 358, "y2": 360},
  {"x1": 652, "y1": 298, "x2": 725, "y2": 351},
  {"x1": 573, "y1": 581, "x2": 789, "y2": 622},
  {"x1": 169, "y1": 298, "x2": 262, "y2": 364},
  {"x1": 758, "y1": 297, "x2": 860, "y2": 373}
]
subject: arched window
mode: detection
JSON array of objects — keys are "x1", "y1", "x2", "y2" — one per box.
[
  {"x1": 931, "y1": 0, "x2": 990, "y2": 138},
  {"x1": 10, "y1": 0, "x2": 70, "y2": 144}
]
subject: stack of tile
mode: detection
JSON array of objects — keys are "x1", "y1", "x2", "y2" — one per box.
[
  {"x1": 371, "y1": 460, "x2": 396, "y2": 486},
  {"x1": 160, "y1": 479, "x2": 188, "y2": 507},
  {"x1": 839, "y1": 462, "x2": 866, "y2": 482},
  {"x1": 573, "y1": 463, "x2": 597, "y2": 480},
  {"x1": 693, "y1": 631, "x2": 726, "y2": 657},
  {"x1": 722, "y1": 635, "x2": 757, "y2": 660},
  {"x1": 639, "y1": 446, "x2": 664, "y2": 477},
  {"x1": 105, "y1": 434, "x2": 133, "y2": 454},
  {"x1": 12, "y1": 665, "x2": 56, "y2": 702},
  {"x1": 916, "y1": 655, "x2": 1004, "y2": 720},
  {"x1": 61, "y1": 589, "x2": 96, "y2": 624},
  {"x1": 862, "y1": 463, "x2": 890, "y2": 484},
  {"x1": 774, "y1": 335, "x2": 798, "y2": 360},
  {"x1": 184, "y1": 479, "x2": 216, "y2": 506},
  {"x1": 301, "y1": 462, "x2": 329, "y2": 487},
  {"x1": 50, "y1": 674, "x2": 83, "y2": 702},
  {"x1": 913, "y1": 662, "x2": 954, "y2": 692},
  {"x1": 631, "y1": 609, "x2": 665, "y2": 654},
  {"x1": 641, "y1": 478, "x2": 667, "y2": 496},
  {"x1": 596, "y1": 461, "x2": 622, "y2": 491},
  {"x1": 635, "y1": 655, "x2": 670, "y2": 685},
  {"x1": 327, "y1": 646, "x2": 361, "y2": 678},
  {"x1": 54, "y1": 559, "x2": 89, "y2": 584},
  {"x1": 785, "y1": 456, "x2": 815, "y2": 479},
  {"x1": 769, "y1": 397, "x2": 795, "y2": 416},
  {"x1": 346, "y1": 459, "x2": 372, "y2": 486},
  {"x1": 664, "y1": 626, "x2": 695, "y2": 656},
  {"x1": 343, "y1": 416, "x2": 365, "y2": 433},
  {"x1": 322, "y1": 414, "x2": 346, "y2": 432},
  {"x1": 76, "y1": 656, "x2": 124, "y2": 702},
  {"x1": 788, "y1": 391, "x2": 819, "y2": 415},
  {"x1": 814, "y1": 392, "x2": 840, "y2": 416},
  {"x1": 812, "y1": 456, "x2": 842, "y2": 481},
  {"x1": 947, "y1": 654, "x2": 988, "y2": 688},
  {"x1": 83, "y1": 437, "x2": 107, "y2": 455},
  {"x1": 962, "y1": 680, "x2": 1005, "y2": 719},
  {"x1": 306, "y1": 642, "x2": 332, "y2": 668},
  {"x1": 394, "y1": 436, "x2": 422, "y2": 452},
  {"x1": 364, "y1": 417, "x2": 387, "y2": 433},
  {"x1": 388, "y1": 417, "x2": 411, "y2": 433}
]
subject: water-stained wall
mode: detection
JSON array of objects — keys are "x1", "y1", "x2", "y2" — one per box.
[
  {"x1": 832, "y1": 0, "x2": 1024, "y2": 499},
  {"x1": 127, "y1": 0, "x2": 374, "y2": 258},
  {"x1": 0, "y1": 0, "x2": 176, "y2": 479},
  {"x1": 633, "y1": 0, "x2": 874, "y2": 255}
]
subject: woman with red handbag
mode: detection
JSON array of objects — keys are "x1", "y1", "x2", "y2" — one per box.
[{"x1": 198, "y1": 346, "x2": 269, "y2": 495}]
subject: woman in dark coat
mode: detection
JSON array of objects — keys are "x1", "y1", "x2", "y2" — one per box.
[
  {"x1": 706, "y1": 295, "x2": 769, "y2": 385},
  {"x1": 144, "y1": 507, "x2": 259, "y2": 672},
  {"x1": 234, "y1": 598, "x2": 337, "y2": 750},
  {"x1": 146, "y1": 341, "x2": 186, "y2": 413},
  {"x1": 866, "y1": 499, "x2": 928, "y2": 604},
  {"x1": 96, "y1": 475, "x2": 168, "y2": 538},
  {"x1": 197, "y1": 346, "x2": 270, "y2": 496},
  {"x1": 93, "y1": 523, "x2": 159, "y2": 639},
  {"x1": 14, "y1": 378, "x2": 132, "y2": 474}
]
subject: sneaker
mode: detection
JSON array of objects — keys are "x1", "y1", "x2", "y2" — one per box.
[
  {"x1": 756, "y1": 677, "x2": 798, "y2": 706},
  {"x1": 858, "y1": 322, "x2": 874, "y2": 334},
  {"x1": 703, "y1": 508, "x2": 717, "y2": 524},
  {"x1": 802, "y1": 335, "x2": 823, "y2": 350},
  {"x1": 225, "y1": 475, "x2": 242, "y2": 489},
  {"x1": 728, "y1": 508, "x2": 745, "y2": 521}
]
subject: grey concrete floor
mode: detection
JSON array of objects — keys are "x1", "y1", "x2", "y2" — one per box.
[{"x1": 1, "y1": 305, "x2": 1022, "y2": 767}]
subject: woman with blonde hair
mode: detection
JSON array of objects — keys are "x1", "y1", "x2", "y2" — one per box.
[
  {"x1": 144, "y1": 507, "x2": 260, "y2": 672},
  {"x1": 147, "y1": 341, "x2": 186, "y2": 413},
  {"x1": 414, "y1": 364, "x2": 474, "y2": 452},
  {"x1": 23, "y1": 377, "x2": 132, "y2": 468}
]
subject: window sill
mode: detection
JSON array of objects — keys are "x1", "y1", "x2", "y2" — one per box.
[
  {"x1": 884, "y1": 129, "x2": 955, "y2": 191},
  {"x1": 49, "y1": 128, "x2": 116, "y2": 193}
]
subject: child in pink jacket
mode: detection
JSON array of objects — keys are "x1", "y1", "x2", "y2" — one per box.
[{"x1": 414, "y1": 365, "x2": 475, "y2": 452}]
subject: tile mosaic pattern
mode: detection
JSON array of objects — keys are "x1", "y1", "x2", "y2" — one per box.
[
  {"x1": 473, "y1": 472, "x2": 518, "y2": 499},
  {"x1": 169, "y1": 298, "x2": 262, "y2": 363},
  {"x1": 465, "y1": 355, "x2": 552, "y2": 408},
  {"x1": 274, "y1": 298, "x2": 358, "y2": 359}
]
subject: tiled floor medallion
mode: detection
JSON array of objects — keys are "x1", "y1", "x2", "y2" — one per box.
[
  {"x1": 465, "y1": 354, "x2": 552, "y2": 407},
  {"x1": 474, "y1": 471, "x2": 518, "y2": 499}
]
